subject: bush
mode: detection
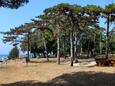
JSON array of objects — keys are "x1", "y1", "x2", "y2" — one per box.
[{"x1": 8, "y1": 46, "x2": 19, "y2": 59}]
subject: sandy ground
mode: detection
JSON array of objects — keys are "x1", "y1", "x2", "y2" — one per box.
[{"x1": 0, "y1": 58, "x2": 115, "y2": 86}]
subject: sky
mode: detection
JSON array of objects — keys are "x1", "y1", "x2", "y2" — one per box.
[{"x1": 0, "y1": 0, "x2": 114, "y2": 55}]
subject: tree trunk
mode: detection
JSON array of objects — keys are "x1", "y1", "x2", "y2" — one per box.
[
  {"x1": 100, "y1": 31, "x2": 102, "y2": 54},
  {"x1": 62, "y1": 35, "x2": 66, "y2": 59},
  {"x1": 74, "y1": 32, "x2": 78, "y2": 63},
  {"x1": 62, "y1": 41, "x2": 65, "y2": 57},
  {"x1": 43, "y1": 37, "x2": 49, "y2": 61},
  {"x1": 87, "y1": 41, "x2": 90, "y2": 58},
  {"x1": 69, "y1": 10, "x2": 76, "y2": 66},
  {"x1": 80, "y1": 35, "x2": 83, "y2": 57},
  {"x1": 57, "y1": 29, "x2": 60, "y2": 64},
  {"x1": 70, "y1": 31, "x2": 74, "y2": 66},
  {"x1": 80, "y1": 43, "x2": 83, "y2": 56},
  {"x1": 26, "y1": 32, "x2": 30, "y2": 64},
  {"x1": 106, "y1": 15, "x2": 109, "y2": 59},
  {"x1": 93, "y1": 34, "x2": 96, "y2": 57}
]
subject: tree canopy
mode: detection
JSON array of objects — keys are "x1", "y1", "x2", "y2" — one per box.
[
  {"x1": 0, "y1": 0, "x2": 29, "y2": 9},
  {"x1": 1, "y1": 3, "x2": 115, "y2": 66}
]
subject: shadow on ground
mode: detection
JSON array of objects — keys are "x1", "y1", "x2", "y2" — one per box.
[{"x1": 1, "y1": 71, "x2": 115, "y2": 86}]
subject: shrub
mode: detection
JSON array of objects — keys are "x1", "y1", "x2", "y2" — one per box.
[{"x1": 8, "y1": 46, "x2": 19, "y2": 59}]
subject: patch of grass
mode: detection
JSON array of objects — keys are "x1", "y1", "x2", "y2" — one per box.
[{"x1": 30, "y1": 58, "x2": 57, "y2": 63}]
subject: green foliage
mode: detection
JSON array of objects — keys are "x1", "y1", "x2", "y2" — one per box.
[
  {"x1": 109, "y1": 41, "x2": 115, "y2": 53},
  {"x1": 104, "y1": 3, "x2": 115, "y2": 14},
  {"x1": 103, "y1": 3, "x2": 115, "y2": 23},
  {"x1": 0, "y1": 0, "x2": 29, "y2": 9},
  {"x1": 8, "y1": 46, "x2": 19, "y2": 59},
  {"x1": 2, "y1": 3, "x2": 115, "y2": 61}
]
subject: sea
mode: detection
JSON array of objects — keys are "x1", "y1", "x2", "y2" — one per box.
[
  {"x1": 0, "y1": 54, "x2": 33, "y2": 61},
  {"x1": 0, "y1": 55, "x2": 8, "y2": 61}
]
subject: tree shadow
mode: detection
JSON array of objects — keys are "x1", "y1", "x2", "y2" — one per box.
[{"x1": 1, "y1": 71, "x2": 115, "y2": 86}]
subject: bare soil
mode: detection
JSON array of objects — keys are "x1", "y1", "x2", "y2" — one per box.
[{"x1": 0, "y1": 58, "x2": 115, "y2": 86}]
